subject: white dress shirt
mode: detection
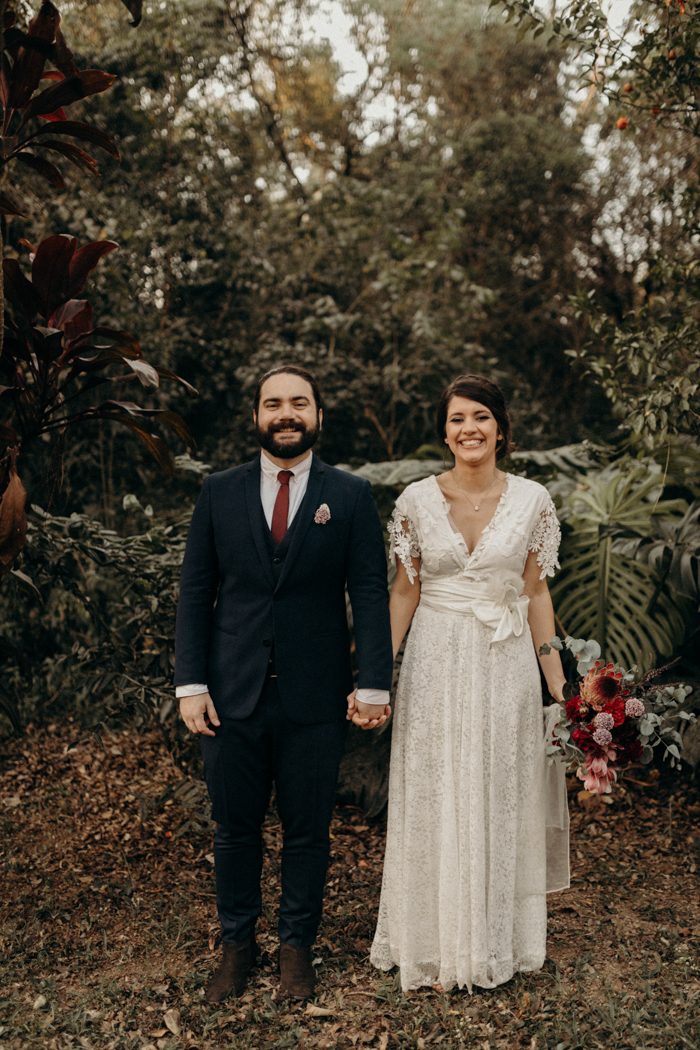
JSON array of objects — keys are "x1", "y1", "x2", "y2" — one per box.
[
  {"x1": 259, "y1": 446, "x2": 313, "y2": 528},
  {"x1": 176, "y1": 450, "x2": 390, "y2": 707}
]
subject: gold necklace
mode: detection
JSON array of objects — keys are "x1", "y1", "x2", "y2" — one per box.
[{"x1": 452, "y1": 471, "x2": 500, "y2": 512}]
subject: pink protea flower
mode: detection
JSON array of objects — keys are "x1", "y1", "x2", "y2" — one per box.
[
  {"x1": 314, "y1": 503, "x2": 331, "y2": 525},
  {"x1": 625, "y1": 697, "x2": 645, "y2": 718},
  {"x1": 580, "y1": 662, "x2": 624, "y2": 711},
  {"x1": 593, "y1": 727, "x2": 613, "y2": 746},
  {"x1": 577, "y1": 753, "x2": 618, "y2": 794},
  {"x1": 593, "y1": 712, "x2": 615, "y2": 731}
]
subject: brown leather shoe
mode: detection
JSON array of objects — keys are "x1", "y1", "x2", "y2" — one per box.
[
  {"x1": 279, "y1": 943, "x2": 316, "y2": 999},
  {"x1": 205, "y1": 937, "x2": 257, "y2": 1003}
]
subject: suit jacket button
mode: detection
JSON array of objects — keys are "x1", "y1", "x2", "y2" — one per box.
[
  {"x1": 263, "y1": 638, "x2": 272, "y2": 648},
  {"x1": 272, "y1": 555, "x2": 281, "y2": 564}
]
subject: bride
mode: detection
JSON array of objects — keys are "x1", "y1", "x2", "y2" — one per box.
[{"x1": 365, "y1": 374, "x2": 570, "y2": 993}]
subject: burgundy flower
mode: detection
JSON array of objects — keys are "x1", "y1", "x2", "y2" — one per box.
[
  {"x1": 603, "y1": 697, "x2": 626, "y2": 726},
  {"x1": 572, "y1": 726, "x2": 593, "y2": 751},
  {"x1": 565, "y1": 695, "x2": 588, "y2": 722}
]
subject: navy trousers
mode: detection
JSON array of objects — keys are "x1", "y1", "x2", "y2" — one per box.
[{"x1": 200, "y1": 677, "x2": 348, "y2": 946}]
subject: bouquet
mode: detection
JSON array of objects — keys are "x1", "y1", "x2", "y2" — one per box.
[{"x1": 540, "y1": 636, "x2": 695, "y2": 794}]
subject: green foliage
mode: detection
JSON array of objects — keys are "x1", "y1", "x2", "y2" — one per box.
[
  {"x1": 568, "y1": 256, "x2": 700, "y2": 448},
  {"x1": 0, "y1": 496, "x2": 189, "y2": 732},
  {"x1": 0, "y1": 1, "x2": 194, "y2": 565},
  {"x1": 494, "y1": 0, "x2": 699, "y2": 137},
  {"x1": 614, "y1": 500, "x2": 700, "y2": 607},
  {"x1": 551, "y1": 460, "x2": 690, "y2": 669},
  {"x1": 0, "y1": 1, "x2": 694, "y2": 755},
  {"x1": 31, "y1": 0, "x2": 612, "y2": 511}
]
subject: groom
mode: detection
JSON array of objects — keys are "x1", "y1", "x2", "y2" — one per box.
[{"x1": 175, "y1": 365, "x2": 393, "y2": 1002}]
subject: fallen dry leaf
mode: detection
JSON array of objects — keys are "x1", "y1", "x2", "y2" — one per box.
[
  {"x1": 163, "y1": 1007, "x2": 181, "y2": 1036},
  {"x1": 0, "y1": 458, "x2": 27, "y2": 570},
  {"x1": 305, "y1": 1004, "x2": 335, "y2": 1018}
]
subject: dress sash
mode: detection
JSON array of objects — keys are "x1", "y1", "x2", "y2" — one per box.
[{"x1": 419, "y1": 569, "x2": 530, "y2": 644}]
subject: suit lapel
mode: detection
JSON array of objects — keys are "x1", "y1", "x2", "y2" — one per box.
[
  {"x1": 243, "y1": 459, "x2": 275, "y2": 588},
  {"x1": 275, "y1": 455, "x2": 326, "y2": 592}
]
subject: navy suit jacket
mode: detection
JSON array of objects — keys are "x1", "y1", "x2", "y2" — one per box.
[{"x1": 174, "y1": 455, "x2": 393, "y2": 723}]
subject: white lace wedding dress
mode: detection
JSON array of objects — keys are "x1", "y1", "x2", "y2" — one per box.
[{"x1": 370, "y1": 473, "x2": 569, "y2": 993}]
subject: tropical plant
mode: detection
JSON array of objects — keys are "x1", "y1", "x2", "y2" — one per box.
[
  {"x1": 552, "y1": 459, "x2": 690, "y2": 669},
  {"x1": 0, "y1": 1, "x2": 121, "y2": 222},
  {"x1": 613, "y1": 500, "x2": 700, "y2": 610},
  {"x1": 0, "y1": 1, "x2": 195, "y2": 571},
  {"x1": 0, "y1": 233, "x2": 195, "y2": 569}
]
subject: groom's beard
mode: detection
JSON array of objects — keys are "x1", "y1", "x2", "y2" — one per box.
[{"x1": 257, "y1": 419, "x2": 320, "y2": 460}]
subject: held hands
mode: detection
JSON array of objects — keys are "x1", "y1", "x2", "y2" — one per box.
[
  {"x1": 180, "y1": 691, "x2": 221, "y2": 736},
  {"x1": 346, "y1": 690, "x2": 391, "y2": 730}
]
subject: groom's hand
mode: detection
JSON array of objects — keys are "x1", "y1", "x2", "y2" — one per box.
[
  {"x1": 346, "y1": 690, "x2": 391, "y2": 730},
  {"x1": 180, "y1": 691, "x2": 221, "y2": 736}
]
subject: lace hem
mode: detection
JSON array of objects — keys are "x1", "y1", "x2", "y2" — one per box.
[
  {"x1": 388, "y1": 508, "x2": 420, "y2": 583},
  {"x1": 528, "y1": 497, "x2": 561, "y2": 579},
  {"x1": 370, "y1": 944, "x2": 546, "y2": 992}
]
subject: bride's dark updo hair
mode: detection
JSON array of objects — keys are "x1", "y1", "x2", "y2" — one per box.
[{"x1": 437, "y1": 374, "x2": 514, "y2": 460}]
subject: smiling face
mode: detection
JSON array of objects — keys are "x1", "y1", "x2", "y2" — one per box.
[
  {"x1": 254, "y1": 371, "x2": 323, "y2": 462},
  {"x1": 444, "y1": 396, "x2": 501, "y2": 468}
]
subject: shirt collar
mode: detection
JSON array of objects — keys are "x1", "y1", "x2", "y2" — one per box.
[{"x1": 260, "y1": 449, "x2": 313, "y2": 481}]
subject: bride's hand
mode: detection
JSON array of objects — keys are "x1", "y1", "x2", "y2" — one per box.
[{"x1": 548, "y1": 682, "x2": 566, "y2": 705}]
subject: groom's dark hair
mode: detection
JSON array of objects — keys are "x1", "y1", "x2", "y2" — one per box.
[
  {"x1": 437, "y1": 374, "x2": 514, "y2": 460},
  {"x1": 253, "y1": 365, "x2": 324, "y2": 414}
]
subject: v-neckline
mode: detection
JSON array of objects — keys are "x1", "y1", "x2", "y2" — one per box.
[{"x1": 432, "y1": 472, "x2": 511, "y2": 559}]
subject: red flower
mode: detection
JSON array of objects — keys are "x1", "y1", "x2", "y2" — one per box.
[
  {"x1": 572, "y1": 726, "x2": 593, "y2": 751},
  {"x1": 604, "y1": 697, "x2": 626, "y2": 726},
  {"x1": 566, "y1": 695, "x2": 588, "y2": 722}
]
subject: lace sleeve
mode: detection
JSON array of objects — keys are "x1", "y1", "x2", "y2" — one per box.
[
  {"x1": 528, "y1": 493, "x2": 561, "y2": 580},
  {"x1": 388, "y1": 497, "x2": 420, "y2": 584}
]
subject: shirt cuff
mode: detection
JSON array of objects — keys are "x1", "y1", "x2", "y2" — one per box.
[
  {"x1": 356, "y1": 688, "x2": 390, "y2": 707},
  {"x1": 176, "y1": 683, "x2": 208, "y2": 698}
]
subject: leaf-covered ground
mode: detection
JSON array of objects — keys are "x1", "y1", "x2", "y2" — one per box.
[{"x1": 1, "y1": 721, "x2": 698, "y2": 1050}]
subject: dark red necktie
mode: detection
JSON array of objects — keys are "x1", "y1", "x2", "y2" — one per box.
[{"x1": 271, "y1": 470, "x2": 293, "y2": 545}]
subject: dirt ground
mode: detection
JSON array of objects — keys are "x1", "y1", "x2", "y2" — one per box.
[{"x1": 0, "y1": 721, "x2": 698, "y2": 1049}]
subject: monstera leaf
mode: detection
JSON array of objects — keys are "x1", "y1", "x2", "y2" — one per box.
[
  {"x1": 614, "y1": 501, "x2": 700, "y2": 608},
  {"x1": 510, "y1": 441, "x2": 609, "y2": 475},
  {"x1": 552, "y1": 460, "x2": 689, "y2": 670},
  {"x1": 346, "y1": 459, "x2": 442, "y2": 488}
]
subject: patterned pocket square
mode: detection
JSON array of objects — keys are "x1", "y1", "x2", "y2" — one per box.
[{"x1": 314, "y1": 503, "x2": 331, "y2": 524}]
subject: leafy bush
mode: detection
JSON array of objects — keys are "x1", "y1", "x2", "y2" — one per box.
[{"x1": 0, "y1": 496, "x2": 187, "y2": 735}]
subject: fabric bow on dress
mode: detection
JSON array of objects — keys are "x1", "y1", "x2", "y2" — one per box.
[{"x1": 419, "y1": 569, "x2": 530, "y2": 645}]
